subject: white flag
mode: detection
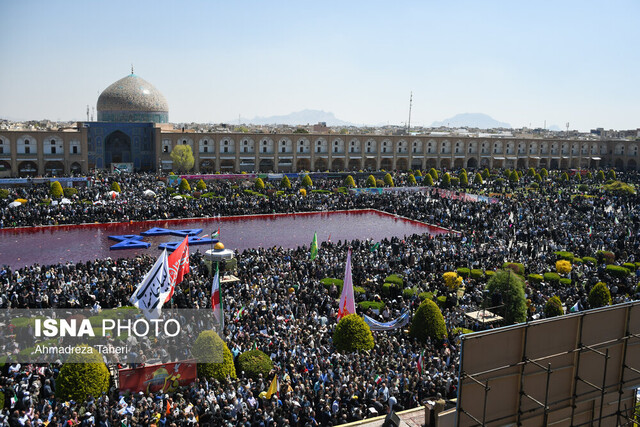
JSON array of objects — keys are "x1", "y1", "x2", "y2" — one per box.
[{"x1": 130, "y1": 250, "x2": 172, "y2": 319}]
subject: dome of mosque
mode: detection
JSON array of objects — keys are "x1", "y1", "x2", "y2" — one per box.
[{"x1": 96, "y1": 72, "x2": 169, "y2": 123}]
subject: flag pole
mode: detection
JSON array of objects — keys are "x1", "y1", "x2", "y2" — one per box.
[{"x1": 218, "y1": 260, "x2": 224, "y2": 333}]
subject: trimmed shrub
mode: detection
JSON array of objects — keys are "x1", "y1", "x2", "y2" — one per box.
[
  {"x1": 559, "y1": 278, "x2": 572, "y2": 286},
  {"x1": 441, "y1": 173, "x2": 451, "y2": 188},
  {"x1": 382, "y1": 283, "x2": 399, "y2": 297},
  {"x1": 482, "y1": 168, "x2": 490, "y2": 180},
  {"x1": 436, "y1": 295, "x2": 447, "y2": 308},
  {"x1": 343, "y1": 175, "x2": 356, "y2": 188},
  {"x1": 534, "y1": 173, "x2": 542, "y2": 183},
  {"x1": 606, "y1": 265, "x2": 630, "y2": 278},
  {"x1": 607, "y1": 169, "x2": 616, "y2": 180},
  {"x1": 301, "y1": 174, "x2": 313, "y2": 188},
  {"x1": 459, "y1": 172, "x2": 468, "y2": 187},
  {"x1": 450, "y1": 177, "x2": 459, "y2": 186},
  {"x1": 604, "y1": 181, "x2": 636, "y2": 195},
  {"x1": 588, "y1": 282, "x2": 611, "y2": 308},
  {"x1": 596, "y1": 251, "x2": 615, "y2": 265},
  {"x1": 63, "y1": 187, "x2": 77, "y2": 198},
  {"x1": 573, "y1": 258, "x2": 583, "y2": 265},
  {"x1": 428, "y1": 168, "x2": 438, "y2": 181},
  {"x1": 375, "y1": 179, "x2": 385, "y2": 188},
  {"x1": 503, "y1": 262, "x2": 525, "y2": 275},
  {"x1": 451, "y1": 327, "x2": 474, "y2": 335},
  {"x1": 582, "y1": 256, "x2": 597, "y2": 265},
  {"x1": 384, "y1": 173, "x2": 394, "y2": 187},
  {"x1": 410, "y1": 299, "x2": 447, "y2": 343},
  {"x1": 474, "y1": 173, "x2": 483, "y2": 185},
  {"x1": 179, "y1": 178, "x2": 191, "y2": 193},
  {"x1": 320, "y1": 278, "x2": 343, "y2": 294},
  {"x1": 415, "y1": 170, "x2": 422, "y2": 177},
  {"x1": 527, "y1": 167, "x2": 536, "y2": 177},
  {"x1": 544, "y1": 296, "x2": 564, "y2": 318},
  {"x1": 578, "y1": 184, "x2": 588, "y2": 192},
  {"x1": 353, "y1": 286, "x2": 366, "y2": 295},
  {"x1": 236, "y1": 349, "x2": 273, "y2": 379},
  {"x1": 554, "y1": 251, "x2": 574, "y2": 261},
  {"x1": 358, "y1": 301, "x2": 385, "y2": 311},
  {"x1": 418, "y1": 292, "x2": 433, "y2": 301},
  {"x1": 543, "y1": 272, "x2": 561, "y2": 283},
  {"x1": 299, "y1": 188, "x2": 306, "y2": 196},
  {"x1": 540, "y1": 168, "x2": 548, "y2": 178},
  {"x1": 486, "y1": 270, "x2": 527, "y2": 324},
  {"x1": 623, "y1": 262, "x2": 636, "y2": 272},
  {"x1": 366, "y1": 175, "x2": 376, "y2": 188},
  {"x1": 254, "y1": 178, "x2": 265, "y2": 190},
  {"x1": 196, "y1": 179, "x2": 207, "y2": 191},
  {"x1": 333, "y1": 314, "x2": 374, "y2": 352},
  {"x1": 560, "y1": 172, "x2": 569, "y2": 182},
  {"x1": 192, "y1": 330, "x2": 237, "y2": 381},
  {"x1": 424, "y1": 174, "x2": 434, "y2": 186},
  {"x1": 56, "y1": 345, "x2": 110, "y2": 402},
  {"x1": 527, "y1": 274, "x2": 544, "y2": 284},
  {"x1": 110, "y1": 181, "x2": 121, "y2": 193},
  {"x1": 0, "y1": 188, "x2": 9, "y2": 199},
  {"x1": 470, "y1": 269, "x2": 484, "y2": 280},
  {"x1": 408, "y1": 174, "x2": 417, "y2": 186},
  {"x1": 280, "y1": 175, "x2": 291, "y2": 189},
  {"x1": 384, "y1": 274, "x2": 404, "y2": 286},
  {"x1": 556, "y1": 260, "x2": 572, "y2": 275},
  {"x1": 443, "y1": 272, "x2": 462, "y2": 290},
  {"x1": 50, "y1": 181, "x2": 64, "y2": 198},
  {"x1": 485, "y1": 271, "x2": 496, "y2": 278},
  {"x1": 596, "y1": 170, "x2": 605, "y2": 181},
  {"x1": 403, "y1": 287, "x2": 416, "y2": 298},
  {"x1": 456, "y1": 268, "x2": 470, "y2": 278}
]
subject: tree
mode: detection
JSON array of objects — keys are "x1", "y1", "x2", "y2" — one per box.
[
  {"x1": 408, "y1": 173, "x2": 417, "y2": 186},
  {"x1": 443, "y1": 272, "x2": 462, "y2": 290},
  {"x1": 280, "y1": 175, "x2": 291, "y2": 189},
  {"x1": 556, "y1": 260, "x2": 572, "y2": 275},
  {"x1": 383, "y1": 173, "x2": 394, "y2": 187},
  {"x1": 588, "y1": 282, "x2": 611, "y2": 308},
  {"x1": 607, "y1": 169, "x2": 616, "y2": 180},
  {"x1": 486, "y1": 270, "x2": 527, "y2": 324},
  {"x1": 56, "y1": 345, "x2": 110, "y2": 402},
  {"x1": 196, "y1": 179, "x2": 207, "y2": 191},
  {"x1": 596, "y1": 170, "x2": 605, "y2": 182},
  {"x1": 301, "y1": 174, "x2": 313, "y2": 188},
  {"x1": 474, "y1": 172, "x2": 483, "y2": 185},
  {"x1": 192, "y1": 330, "x2": 237, "y2": 381},
  {"x1": 50, "y1": 181, "x2": 63, "y2": 198},
  {"x1": 410, "y1": 299, "x2": 447, "y2": 343},
  {"x1": 441, "y1": 173, "x2": 451, "y2": 188},
  {"x1": 236, "y1": 349, "x2": 274, "y2": 379},
  {"x1": 534, "y1": 173, "x2": 542, "y2": 183},
  {"x1": 509, "y1": 170, "x2": 519, "y2": 183},
  {"x1": 110, "y1": 181, "x2": 121, "y2": 193},
  {"x1": 179, "y1": 178, "x2": 191, "y2": 193},
  {"x1": 365, "y1": 175, "x2": 376, "y2": 188},
  {"x1": 415, "y1": 170, "x2": 422, "y2": 177},
  {"x1": 333, "y1": 314, "x2": 374, "y2": 352},
  {"x1": 560, "y1": 172, "x2": 569, "y2": 182},
  {"x1": 527, "y1": 167, "x2": 536, "y2": 177},
  {"x1": 254, "y1": 178, "x2": 265, "y2": 190},
  {"x1": 459, "y1": 171, "x2": 468, "y2": 187},
  {"x1": 482, "y1": 168, "x2": 490, "y2": 180},
  {"x1": 540, "y1": 168, "x2": 548, "y2": 178},
  {"x1": 424, "y1": 173, "x2": 434, "y2": 186},
  {"x1": 343, "y1": 175, "x2": 356, "y2": 188},
  {"x1": 170, "y1": 144, "x2": 195, "y2": 173},
  {"x1": 429, "y1": 168, "x2": 439, "y2": 181},
  {"x1": 544, "y1": 296, "x2": 564, "y2": 318}
]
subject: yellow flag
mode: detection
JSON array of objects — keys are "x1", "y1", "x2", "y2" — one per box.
[{"x1": 266, "y1": 374, "x2": 279, "y2": 399}]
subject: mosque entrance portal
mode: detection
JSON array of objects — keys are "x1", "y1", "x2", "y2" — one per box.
[{"x1": 105, "y1": 131, "x2": 132, "y2": 166}]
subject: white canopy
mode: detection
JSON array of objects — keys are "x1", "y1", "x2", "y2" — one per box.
[
  {"x1": 143, "y1": 189, "x2": 156, "y2": 198},
  {"x1": 60, "y1": 198, "x2": 72, "y2": 205},
  {"x1": 8, "y1": 201, "x2": 22, "y2": 208}
]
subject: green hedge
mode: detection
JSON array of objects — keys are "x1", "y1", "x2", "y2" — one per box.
[
  {"x1": 451, "y1": 327, "x2": 474, "y2": 335},
  {"x1": 382, "y1": 283, "x2": 400, "y2": 296},
  {"x1": 559, "y1": 278, "x2": 572, "y2": 286},
  {"x1": 543, "y1": 272, "x2": 561, "y2": 283},
  {"x1": 0, "y1": 189, "x2": 9, "y2": 199},
  {"x1": 321, "y1": 278, "x2": 344, "y2": 294},
  {"x1": 358, "y1": 301, "x2": 385, "y2": 311},
  {"x1": 436, "y1": 295, "x2": 447, "y2": 308},
  {"x1": 410, "y1": 299, "x2": 447, "y2": 343},
  {"x1": 353, "y1": 286, "x2": 366, "y2": 295},
  {"x1": 470, "y1": 269, "x2": 484, "y2": 279},
  {"x1": 403, "y1": 287, "x2": 416, "y2": 298},
  {"x1": 588, "y1": 282, "x2": 611, "y2": 308},
  {"x1": 582, "y1": 256, "x2": 597, "y2": 265},
  {"x1": 485, "y1": 271, "x2": 496, "y2": 278},
  {"x1": 192, "y1": 330, "x2": 236, "y2": 381},
  {"x1": 622, "y1": 263, "x2": 636, "y2": 271},
  {"x1": 527, "y1": 274, "x2": 544, "y2": 284},
  {"x1": 596, "y1": 250, "x2": 615, "y2": 265},
  {"x1": 554, "y1": 251, "x2": 574, "y2": 261},
  {"x1": 503, "y1": 262, "x2": 525, "y2": 275},
  {"x1": 384, "y1": 274, "x2": 404, "y2": 286},
  {"x1": 544, "y1": 296, "x2": 564, "y2": 318},
  {"x1": 573, "y1": 258, "x2": 583, "y2": 265},
  {"x1": 456, "y1": 268, "x2": 470, "y2": 278},
  {"x1": 333, "y1": 314, "x2": 374, "y2": 352},
  {"x1": 236, "y1": 349, "x2": 273, "y2": 379},
  {"x1": 606, "y1": 265, "x2": 630, "y2": 278},
  {"x1": 418, "y1": 292, "x2": 433, "y2": 301}
]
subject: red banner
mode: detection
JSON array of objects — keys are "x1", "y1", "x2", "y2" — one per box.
[
  {"x1": 119, "y1": 360, "x2": 197, "y2": 394},
  {"x1": 166, "y1": 236, "x2": 189, "y2": 302}
]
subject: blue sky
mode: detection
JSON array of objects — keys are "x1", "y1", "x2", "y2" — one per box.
[{"x1": 0, "y1": 0, "x2": 638, "y2": 130}]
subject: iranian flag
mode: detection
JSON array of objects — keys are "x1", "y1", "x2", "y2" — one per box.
[
  {"x1": 374, "y1": 374, "x2": 383, "y2": 385},
  {"x1": 165, "y1": 236, "x2": 190, "y2": 303},
  {"x1": 211, "y1": 262, "x2": 223, "y2": 330},
  {"x1": 417, "y1": 350, "x2": 425, "y2": 374},
  {"x1": 337, "y1": 249, "x2": 356, "y2": 320}
]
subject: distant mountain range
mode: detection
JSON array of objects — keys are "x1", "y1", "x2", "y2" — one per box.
[
  {"x1": 236, "y1": 109, "x2": 353, "y2": 127},
  {"x1": 431, "y1": 113, "x2": 511, "y2": 129}
]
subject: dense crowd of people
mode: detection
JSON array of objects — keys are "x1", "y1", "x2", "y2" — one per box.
[{"x1": 0, "y1": 168, "x2": 638, "y2": 425}]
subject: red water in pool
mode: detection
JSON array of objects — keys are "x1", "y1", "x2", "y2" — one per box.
[{"x1": 0, "y1": 209, "x2": 453, "y2": 269}]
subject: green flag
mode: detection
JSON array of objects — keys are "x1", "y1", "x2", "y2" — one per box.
[
  {"x1": 370, "y1": 242, "x2": 380, "y2": 252},
  {"x1": 310, "y1": 232, "x2": 318, "y2": 260}
]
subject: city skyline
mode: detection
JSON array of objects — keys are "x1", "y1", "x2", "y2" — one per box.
[{"x1": 0, "y1": 0, "x2": 638, "y2": 131}]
